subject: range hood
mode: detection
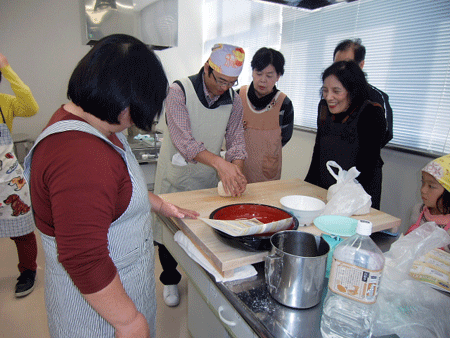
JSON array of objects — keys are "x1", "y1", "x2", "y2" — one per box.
[
  {"x1": 259, "y1": 0, "x2": 358, "y2": 10},
  {"x1": 81, "y1": 0, "x2": 178, "y2": 50}
]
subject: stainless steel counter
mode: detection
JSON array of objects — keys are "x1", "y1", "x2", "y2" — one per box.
[
  {"x1": 217, "y1": 232, "x2": 399, "y2": 338},
  {"x1": 220, "y1": 262, "x2": 324, "y2": 338},
  {"x1": 161, "y1": 211, "x2": 400, "y2": 338},
  {"x1": 128, "y1": 135, "x2": 160, "y2": 191},
  {"x1": 127, "y1": 135, "x2": 160, "y2": 164}
]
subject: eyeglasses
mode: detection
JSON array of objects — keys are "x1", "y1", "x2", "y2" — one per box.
[{"x1": 211, "y1": 71, "x2": 239, "y2": 88}]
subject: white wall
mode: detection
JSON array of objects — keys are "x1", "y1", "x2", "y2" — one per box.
[
  {"x1": 0, "y1": 0, "x2": 91, "y2": 138},
  {"x1": 0, "y1": 0, "x2": 203, "y2": 138},
  {"x1": 0, "y1": 0, "x2": 428, "y2": 233},
  {"x1": 154, "y1": 0, "x2": 203, "y2": 82}
]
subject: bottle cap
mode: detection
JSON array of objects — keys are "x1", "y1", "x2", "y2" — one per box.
[{"x1": 356, "y1": 220, "x2": 372, "y2": 236}]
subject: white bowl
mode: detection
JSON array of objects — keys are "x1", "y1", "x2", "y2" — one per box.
[{"x1": 280, "y1": 195, "x2": 326, "y2": 226}]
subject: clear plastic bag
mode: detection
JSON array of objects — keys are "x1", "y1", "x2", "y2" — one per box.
[
  {"x1": 372, "y1": 222, "x2": 450, "y2": 338},
  {"x1": 322, "y1": 161, "x2": 372, "y2": 217}
]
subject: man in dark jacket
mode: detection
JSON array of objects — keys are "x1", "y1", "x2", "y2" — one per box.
[{"x1": 333, "y1": 39, "x2": 393, "y2": 147}]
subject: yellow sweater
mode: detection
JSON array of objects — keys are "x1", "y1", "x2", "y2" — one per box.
[{"x1": 0, "y1": 65, "x2": 39, "y2": 132}]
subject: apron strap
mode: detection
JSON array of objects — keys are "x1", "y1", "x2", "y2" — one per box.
[{"x1": 0, "y1": 107, "x2": 5, "y2": 124}]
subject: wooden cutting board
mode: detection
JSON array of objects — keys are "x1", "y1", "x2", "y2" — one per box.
[{"x1": 158, "y1": 178, "x2": 401, "y2": 277}]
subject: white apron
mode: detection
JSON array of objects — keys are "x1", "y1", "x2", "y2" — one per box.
[
  {"x1": 24, "y1": 120, "x2": 156, "y2": 338},
  {"x1": 153, "y1": 78, "x2": 232, "y2": 242},
  {"x1": 0, "y1": 109, "x2": 35, "y2": 238}
]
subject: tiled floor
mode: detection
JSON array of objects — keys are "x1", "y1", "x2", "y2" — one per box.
[{"x1": 0, "y1": 233, "x2": 189, "y2": 338}]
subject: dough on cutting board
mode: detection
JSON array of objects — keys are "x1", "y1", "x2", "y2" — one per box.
[{"x1": 217, "y1": 181, "x2": 232, "y2": 197}]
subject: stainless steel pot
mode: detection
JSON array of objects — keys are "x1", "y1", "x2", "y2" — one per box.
[{"x1": 265, "y1": 230, "x2": 330, "y2": 309}]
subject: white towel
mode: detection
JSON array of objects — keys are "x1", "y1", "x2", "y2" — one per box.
[
  {"x1": 173, "y1": 230, "x2": 257, "y2": 282},
  {"x1": 171, "y1": 153, "x2": 188, "y2": 166}
]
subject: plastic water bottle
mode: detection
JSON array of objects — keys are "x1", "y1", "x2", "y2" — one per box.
[{"x1": 320, "y1": 220, "x2": 385, "y2": 338}]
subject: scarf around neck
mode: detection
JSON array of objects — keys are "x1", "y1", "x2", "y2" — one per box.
[
  {"x1": 423, "y1": 205, "x2": 450, "y2": 228},
  {"x1": 247, "y1": 82, "x2": 279, "y2": 110}
]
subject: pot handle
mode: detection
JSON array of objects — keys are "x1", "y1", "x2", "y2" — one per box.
[{"x1": 265, "y1": 253, "x2": 282, "y2": 291}]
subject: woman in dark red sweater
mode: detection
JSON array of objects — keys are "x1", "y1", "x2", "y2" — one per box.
[{"x1": 24, "y1": 34, "x2": 198, "y2": 338}]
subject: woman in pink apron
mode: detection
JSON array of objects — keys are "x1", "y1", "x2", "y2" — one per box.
[
  {"x1": 406, "y1": 154, "x2": 450, "y2": 252},
  {"x1": 24, "y1": 34, "x2": 198, "y2": 337},
  {"x1": 0, "y1": 52, "x2": 39, "y2": 297},
  {"x1": 238, "y1": 48, "x2": 294, "y2": 183}
]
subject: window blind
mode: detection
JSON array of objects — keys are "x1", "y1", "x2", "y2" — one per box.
[{"x1": 203, "y1": 0, "x2": 450, "y2": 155}]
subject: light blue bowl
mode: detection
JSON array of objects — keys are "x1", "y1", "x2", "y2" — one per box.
[{"x1": 314, "y1": 215, "x2": 358, "y2": 237}]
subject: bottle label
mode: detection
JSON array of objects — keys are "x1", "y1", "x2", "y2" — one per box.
[{"x1": 328, "y1": 257, "x2": 383, "y2": 304}]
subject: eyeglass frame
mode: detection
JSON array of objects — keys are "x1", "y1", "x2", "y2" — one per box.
[{"x1": 209, "y1": 67, "x2": 239, "y2": 88}]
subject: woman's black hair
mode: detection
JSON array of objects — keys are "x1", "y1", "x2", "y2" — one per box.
[
  {"x1": 250, "y1": 47, "x2": 285, "y2": 76},
  {"x1": 67, "y1": 34, "x2": 168, "y2": 131},
  {"x1": 321, "y1": 61, "x2": 369, "y2": 106},
  {"x1": 437, "y1": 189, "x2": 450, "y2": 215}
]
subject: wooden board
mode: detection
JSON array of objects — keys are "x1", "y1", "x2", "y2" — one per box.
[{"x1": 158, "y1": 178, "x2": 401, "y2": 277}]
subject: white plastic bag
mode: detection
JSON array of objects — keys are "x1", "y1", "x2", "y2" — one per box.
[
  {"x1": 373, "y1": 222, "x2": 450, "y2": 338},
  {"x1": 322, "y1": 161, "x2": 371, "y2": 216}
]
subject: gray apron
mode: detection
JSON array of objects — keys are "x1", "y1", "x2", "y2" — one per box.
[
  {"x1": 0, "y1": 109, "x2": 35, "y2": 238},
  {"x1": 24, "y1": 120, "x2": 156, "y2": 338}
]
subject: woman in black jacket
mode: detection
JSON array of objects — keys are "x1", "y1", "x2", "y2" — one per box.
[{"x1": 305, "y1": 61, "x2": 386, "y2": 209}]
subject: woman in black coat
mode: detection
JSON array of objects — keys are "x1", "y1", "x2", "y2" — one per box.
[{"x1": 305, "y1": 61, "x2": 386, "y2": 209}]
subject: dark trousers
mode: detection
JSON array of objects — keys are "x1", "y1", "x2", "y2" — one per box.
[
  {"x1": 366, "y1": 165, "x2": 383, "y2": 210},
  {"x1": 155, "y1": 242, "x2": 181, "y2": 285},
  {"x1": 10, "y1": 231, "x2": 37, "y2": 273}
]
